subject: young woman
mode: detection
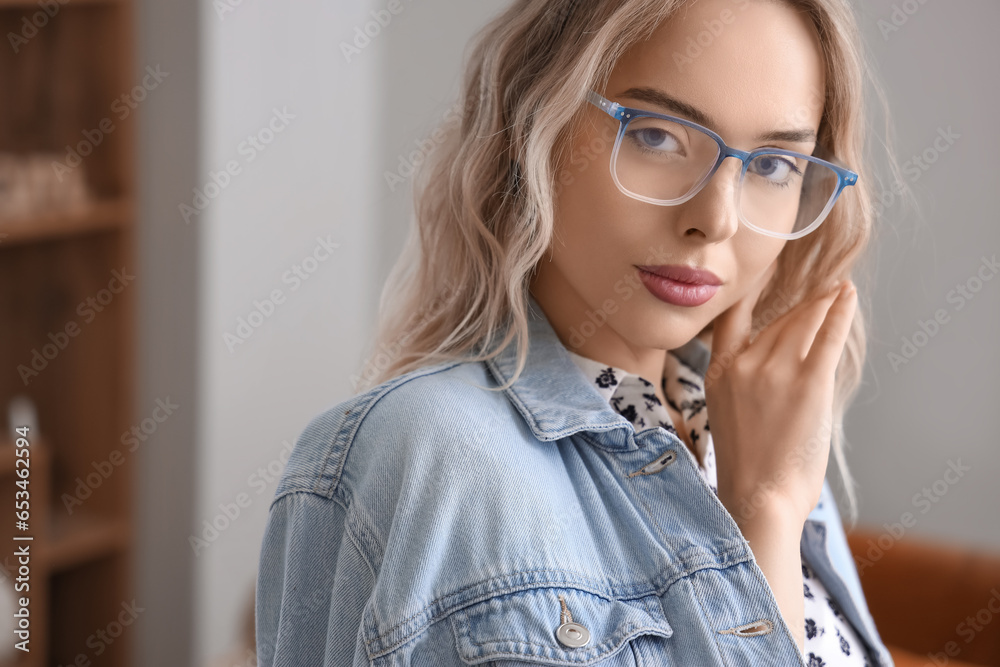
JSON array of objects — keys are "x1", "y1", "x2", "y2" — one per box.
[{"x1": 257, "y1": 0, "x2": 904, "y2": 665}]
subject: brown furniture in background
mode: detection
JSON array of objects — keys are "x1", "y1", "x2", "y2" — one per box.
[
  {"x1": 0, "y1": 0, "x2": 136, "y2": 665},
  {"x1": 847, "y1": 527, "x2": 1000, "y2": 667}
]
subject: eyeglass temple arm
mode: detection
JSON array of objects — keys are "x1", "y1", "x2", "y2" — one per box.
[{"x1": 586, "y1": 90, "x2": 622, "y2": 119}]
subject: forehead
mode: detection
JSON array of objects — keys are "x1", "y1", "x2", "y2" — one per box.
[{"x1": 607, "y1": 0, "x2": 826, "y2": 144}]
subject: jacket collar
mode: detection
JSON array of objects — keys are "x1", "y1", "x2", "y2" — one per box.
[
  {"x1": 482, "y1": 294, "x2": 827, "y2": 517},
  {"x1": 483, "y1": 293, "x2": 710, "y2": 452}
]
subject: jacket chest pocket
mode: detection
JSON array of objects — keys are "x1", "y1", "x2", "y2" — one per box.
[{"x1": 449, "y1": 585, "x2": 673, "y2": 666}]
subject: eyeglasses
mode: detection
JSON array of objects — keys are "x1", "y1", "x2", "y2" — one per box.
[{"x1": 586, "y1": 90, "x2": 859, "y2": 240}]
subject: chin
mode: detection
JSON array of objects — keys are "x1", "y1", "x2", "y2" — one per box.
[{"x1": 623, "y1": 308, "x2": 706, "y2": 350}]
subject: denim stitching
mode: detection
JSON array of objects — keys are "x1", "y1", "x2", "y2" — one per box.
[
  {"x1": 688, "y1": 572, "x2": 734, "y2": 667},
  {"x1": 316, "y1": 361, "x2": 465, "y2": 498}
]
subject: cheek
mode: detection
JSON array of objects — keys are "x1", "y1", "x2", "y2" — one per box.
[
  {"x1": 554, "y1": 149, "x2": 613, "y2": 225},
  {"x1": 551, "y1": 176, "x2": 609, "y2": 262},
  {"x1": 733, "y1": 235, "x2": 785, "y2": 276},
  {"x1": 545, "y1": 149, "x2": 646, "y2": 301},
  {"x1": 722, "y1": 242, "x2": 786, "y2": 308},
  {"x1": 551, "y1": 132, "x2": 652, "y2": 255},
  {"x1": 553, "y1": 117, "x2": 627, "y2": 210}
]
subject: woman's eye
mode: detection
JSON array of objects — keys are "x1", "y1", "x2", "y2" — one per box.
[
  {"x1": 629, "y1": 127, "x2": 681, "y2": 153},
  {"x1": 750, "y1": 155, "x2": 798, "y2": 183}
]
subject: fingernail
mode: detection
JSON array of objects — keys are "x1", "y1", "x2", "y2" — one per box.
[{"x1": 840, "y1": 281, "x2": 855, "y2": 297}]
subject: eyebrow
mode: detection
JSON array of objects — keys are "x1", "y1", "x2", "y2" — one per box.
[{"x1": 616, "y1": 86, "x2": 818, "y2": 145}]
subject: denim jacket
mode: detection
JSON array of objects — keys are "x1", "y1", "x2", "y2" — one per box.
[{"x1": 255, "y1": 295, "x2": 895, "y2": 666}]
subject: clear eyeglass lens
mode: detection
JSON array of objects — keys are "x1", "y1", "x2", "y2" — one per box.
[{"x1": 613, "y1": 116, "x2": 841, "y2": 236}]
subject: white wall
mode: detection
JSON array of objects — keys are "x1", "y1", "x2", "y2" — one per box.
[
  {"x1": 843, "y1": 0, "x2": 1000, "y2": 552},
  {"x1": 195, "y1": 1, "x2": 381, "y2": 662}
]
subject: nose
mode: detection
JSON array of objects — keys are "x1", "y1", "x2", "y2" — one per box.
[{"x1": 670, "y1": 155, "x2": 742, "y2": 243}]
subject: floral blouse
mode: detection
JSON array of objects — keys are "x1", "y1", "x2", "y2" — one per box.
[{"x1": 566, "y1": 343, "x2": 872, "y2": 667}]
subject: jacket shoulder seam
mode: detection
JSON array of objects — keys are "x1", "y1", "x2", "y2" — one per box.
[{"x1": 281, "y1": 360, "x2": 468, "y2": 502}]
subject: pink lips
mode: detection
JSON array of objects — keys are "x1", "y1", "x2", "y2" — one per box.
[{"x1": 636, "y1": 264, "x2": 722, "y2": 307}]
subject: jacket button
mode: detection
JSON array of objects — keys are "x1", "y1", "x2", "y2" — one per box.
[{"x1": 556, "y1": 621, "x2": 591, "y2": 648}]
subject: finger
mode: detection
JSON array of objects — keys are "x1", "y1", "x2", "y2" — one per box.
[
  {"x1": 710, "y1": 261, "x2": 779, "y2": 360},
  {"x1": 746, "y1": 278, "x2": 843, "y2": 361},
  {"x1": 708, "y1": 261, "x2": 777, "y2": 382},
  {"x1": 765, "y1": 280, "x2": 849, "y2": 363},
  {"x1": 804, "y1": 281, "x2": 858, "y2": 376}
]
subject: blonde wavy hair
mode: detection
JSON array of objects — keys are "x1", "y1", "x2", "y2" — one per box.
[{"x1": 355, "y1": 0, "x2": 914, "y2": 527}]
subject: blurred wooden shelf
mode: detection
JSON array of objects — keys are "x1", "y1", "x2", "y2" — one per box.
[
  {"x1": 41, "y1": 512, "x2": 130, "y2": 573},
  {"x1": 0, "y1": 0, "x2": 122, "y2": 8},
  {"x1": 0, "y1": 439, "x2": 48, "y2": 477},
  {"x1": 0, "y1": 0, "x2": 136, "y2": 662},
  {"x1": 0, "y1": 197, "x2": 132, "y2": 246},
  {"x1": 0, "y1": 439, "x2": 128, "y2": 572}
]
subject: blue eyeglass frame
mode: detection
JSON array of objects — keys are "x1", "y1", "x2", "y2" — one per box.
[{"x1": 586, "y1": 90, "x2": 859, "y2": 240}]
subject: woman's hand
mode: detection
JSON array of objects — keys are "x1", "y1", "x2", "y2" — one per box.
[{"x1": 705, "y1": 265, "x2": 858, "y2": 528}]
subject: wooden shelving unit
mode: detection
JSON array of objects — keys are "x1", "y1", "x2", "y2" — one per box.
[
  {"x1": 0, "y1": 198, "x2": 132, "y2": 247},
  {"x1": 0, "y1": 0, "x2": 136, "y2": 665}
]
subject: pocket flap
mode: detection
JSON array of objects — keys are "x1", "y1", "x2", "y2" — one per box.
[{"x1": 450, "y1": 586, "x2": 673, "y2": 665}]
